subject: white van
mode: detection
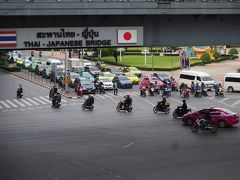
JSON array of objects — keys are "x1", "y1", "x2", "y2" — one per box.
[
  {"x1": 224, "y1": 73, "x2": 240, "y2": 92},
  {"x1": 179, "y1": 70, "x2": 214, "y2": 90}
]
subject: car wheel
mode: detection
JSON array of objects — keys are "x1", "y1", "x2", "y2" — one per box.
[
  {"x1": 186, "y1": 118, "x2": 193, "y2": 126},
  {"x1": 227, "y1": 86, "x2": 234, "y2": 93},
  {"x1": 218, "y1": 120, "x2": 226, "y2": 128}
]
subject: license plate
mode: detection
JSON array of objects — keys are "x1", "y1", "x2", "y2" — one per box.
[{"x1": 88, "y1": 90, "x2": 91, "y2": 92}]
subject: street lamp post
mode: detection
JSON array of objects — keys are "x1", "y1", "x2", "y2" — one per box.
[
  {"x1": 144, "y1": 47, "x2": 147, "y2": 66},
  {"x1": 119, "y1": 48, "x2": 122, "y2": 62},
  {"x1": 151, "y1": 52, "x2": 154, "y2": 72},
  {"x1": 65, "y1": 49, "x2": 69, "y2": 93}
]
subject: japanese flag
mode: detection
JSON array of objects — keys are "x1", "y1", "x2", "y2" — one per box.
[{"x1": 118, "y1": 30, "x2": 137, "y2": 44}]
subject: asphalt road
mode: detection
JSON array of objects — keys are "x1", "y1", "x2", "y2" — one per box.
[{"x1": 0, "y1": 71, "x2": 240, "y2": 180}]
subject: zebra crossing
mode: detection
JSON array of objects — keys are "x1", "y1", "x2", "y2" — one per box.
[
  {"x1": 0, "y1": 96, "x2": 68, "y2": 110},
  {"x1": 89, "y1": 91, "x2": 240, "y2": 108}
]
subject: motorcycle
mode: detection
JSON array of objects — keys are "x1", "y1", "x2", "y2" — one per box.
[
  {"x1": 215, "y1": 89, "x2": 224, "y2": 98},
  {"x1": 148, "y1": 87, "x2": 155, "y2": 96},
  {"x1": 191, "y1": 119, "x2": 218, "y2": 133},
  {"x1": 140, "y1": 88, "x2": 146, "y2": 97},
  {"x1": 153, "y1": 102, "x2": 170, "y2": 114},
  {"x1": 81, "y1": 102, "x2": 94, "y2": 111},
  {"x1": 171, "y1": 82, "x2": 178, "y2": 92},
  {"x1": 173, "y1": 106, "x2": 191, "y2": 118},
  {"x1": 181, "y1": 88, "x2": 190, "y2": 99},
  {"x1": 52, "y1": 93, "x2": 61, "y2": 108},
  {"x1": 162, "y1": 87, "x2": 172, "y2": 97},
  {"x1": 201, "y1": 88, "x2": 208, "y2": 97},
  {"x1": 194, "y1": 89, "x2": 202, "y2": 97},
  {"x1": 17, "y1": 91, "x2": 23, "y2": 99},
  {"x1": 116, "y1": 102, "x2": 133, "y2": 112}
]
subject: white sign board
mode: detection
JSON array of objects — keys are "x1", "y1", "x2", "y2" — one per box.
[{"x1": 0, "y1": 27, "x2": 143, "y2": 49}]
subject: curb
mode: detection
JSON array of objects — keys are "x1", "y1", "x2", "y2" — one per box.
[{"x1": 0, "y1": 68, "x2": 82, "y2": 99}]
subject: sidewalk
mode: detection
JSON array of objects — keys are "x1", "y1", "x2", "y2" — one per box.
[{"x1": 4, "y1": 69, "x2": 81, "y2": 99}]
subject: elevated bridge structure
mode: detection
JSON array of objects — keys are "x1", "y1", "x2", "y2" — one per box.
[{"x1": 0, "y1": 0, "x2": 240, "y2": 47}]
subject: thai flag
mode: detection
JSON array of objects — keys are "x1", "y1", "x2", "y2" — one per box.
[{"x1": 0, "y1": 31, "x2": 17, "y2": 47}]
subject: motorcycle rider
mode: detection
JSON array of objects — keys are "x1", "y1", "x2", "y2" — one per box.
[
  {"x1": 191, "y1": 81, "x2": 195, "y2": 94},
  {"x1": 201, "y1": 82, "x2": 208, "y2": 96},
  {"x1": 123, "y1": 95, "x2": 132, "y2": 109},
  {"x1": 157, "y1": 96, "x2": 167, "y2": 110},
  {"x1": 179, "y1": 83, "x2": 185, "y2": 96},
  {"x1": 85, "y1": 94, "x2": 94, "y2": 107},
  {"x1": 181, "y1": 99, "x2": 188, "y2": 115},
  {"x1": 17, "y1": 84, "x2": 23, "y2": 97},
  {"x1": 49, "y1": 85, "x2": 58, "y2": 98},
  {"x1": 194, "y1": 82, "x2": 201, "y2": 96},
  {"x1": 52, "y1": 91, "x2": 61, "y2": 107},
  {"x1": 201, "y1": 111, "x2": 211, "y2": 128}
]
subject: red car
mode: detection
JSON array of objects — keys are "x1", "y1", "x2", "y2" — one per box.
[{"x1": 182, "y1": 107, "x2": 239, "y2": 128}]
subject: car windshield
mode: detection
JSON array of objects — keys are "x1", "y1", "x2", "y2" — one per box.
[
  {"x1": 126, "y1": 74, "x2": 135, "y2": 77},
  {"x1": 222, "y1": 108, "x2": 235, "y2": 115},
  {"x1": 90, "y1": 67, "x2": 99, "y2": 71},
  {"x1": 130, "y1": 67, "x2": 138, "y2": 71},
  {"x1": 100, "y1": 78, "x2": 111, "y2": 82},
  {"x1": 104, "y1": 73, "x2": 114, "y2": 77},
  {"x1": 83, "y1": 60, "x2": 89, "y2": 63},
  {"x1": 82, "y1": 80, "x2": 92, "y2": 85},
  {"x1": 31, "y1": 57, "x2": 40, "y2": 63},
  {"x1": 74, "y1": 67, "x2": 84, "y2": 72},
  {"x1": 201, "y1": 76, "x2": 213, "y2": 81},
  {"x1": 71, "y1": 75, "x2": 80, "y2": 79},
  {"x1": 118, "y1": 77, "x2": 128, "y2": 81},
  {"x1": 111, "y1": 68, "x2": 120, "y2": 72},
  {"x1": 56, "y1": 71, "x2": 64, "y2": 76},
  {"x1": 151, "y1": 77, "x2": 158, "y2": 81}
]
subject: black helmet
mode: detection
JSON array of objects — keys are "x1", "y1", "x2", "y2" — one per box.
[{"x1": 183, "y1": 99, "x2": 186, "y2": 103}]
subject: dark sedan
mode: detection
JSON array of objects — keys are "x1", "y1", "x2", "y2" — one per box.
[
  {"x1": 80, "y1": 79, "x2": 96, "y2": 94},
  {"x1": 113, "y1": 76, "x2": 132, "y2": 89}
]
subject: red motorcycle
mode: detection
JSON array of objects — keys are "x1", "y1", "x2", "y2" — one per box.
[{"x1": 171, "y1": 82, "x2": 178, "y2": 92}]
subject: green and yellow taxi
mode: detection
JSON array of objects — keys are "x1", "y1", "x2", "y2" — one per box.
[
  {"x1": 128, "y1": 67, "x2": 142, "y2": 77},
  {"x1": 123, "y1": 73, "x2": 140, "y2": 84},
  {"x1": 29, "y1": 57, "x2": 41, "y2": 72},
  {"x1": 16, "y1": 58, "x2": 24, "y2": 66}
]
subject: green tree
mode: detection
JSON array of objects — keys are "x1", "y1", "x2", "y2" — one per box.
[
  {"x1": 213, "y1": 50, "x2": 221, "y2": 60},
  {"x1": 228, "y1": 48, "x2": 239, "y2": 56},
  {"x1": 200, "y1": 52, "x2": 211, "y2": 64}
]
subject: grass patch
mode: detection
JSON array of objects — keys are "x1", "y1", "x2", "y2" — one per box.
[{"x1": 101, "y1": 55, "x2": 202, "y2": 69}]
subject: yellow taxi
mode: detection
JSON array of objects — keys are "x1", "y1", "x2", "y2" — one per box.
[
  {"x1": 99, "y1": 72, "x2": 115, "y2": 81},
  {"x1": 123, "y1": 73, "x2": 140, "y2": 84}
]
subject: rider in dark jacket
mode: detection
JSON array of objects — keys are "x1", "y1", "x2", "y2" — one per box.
[
  {"x1": 181, "y1": 99, "x2": 188, "y2": 115},
  {"x1": 123, "y1": 95, "x2": 132, "y2": 108},
  {"x1": 85, "y1": 95, "x2": 94, "y2": 107}
]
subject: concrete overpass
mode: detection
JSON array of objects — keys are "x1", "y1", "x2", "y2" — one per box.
[{"x1": 0, "y1": 0, "x2": 240, "y2": 46}]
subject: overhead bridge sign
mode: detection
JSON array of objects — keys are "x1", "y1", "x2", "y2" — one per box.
[{"x1": 0, "y1": 27, "x2": 143, "y2": 49}]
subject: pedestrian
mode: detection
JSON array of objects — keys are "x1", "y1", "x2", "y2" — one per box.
[{"x1": 113, "y1": 82, "x2": 118, "y2": 95}]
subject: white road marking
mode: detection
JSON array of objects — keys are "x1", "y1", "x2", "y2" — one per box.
[
  {"x1": 220, "y1": 98, "x2": 229, "y2": 102},
  {"x1": 45, "y1": 96, "x2": 67, "y2": 103},
  {"x1": 39, "y1": 96, "x2": 52, "y2": 103},
  {"x1": 231, "y1": 99, "x2": 240, "y2": 108},
  {"x1": 20, "y1": 99, "x2": 33, "y2": 106},
  {"x1": 103, "y1": 94, "x2": 114, "y2": 99},
  {"x1": 95, "y1": 94, "x2": 106, "y2": 99},
  {"x1": 0, "y1": 105, "x2": 2, "y2": 109},
  {"x1": 5, "y1": 100, "x2": 18, "y2": 108},
  {"x1": 169, "y1": 97, "x2": 197, "y2": 110},
  {"x1": 12, "y1": 99, "x2": 26, "y2": 107},
  {"x1": 123, "y1": 142, "x2": 134, "y2": 149},
  {"x1": 26, "y1": 98, "x2": 39, "y2": 105},
  {"x1": 0, "y1": 101, "x2": 11, "y2": 108},
  {"x1": 33, "y1": 97, "x2": 47, "y2": 104},
  {"x1": 131, "y1": 93, "x2": 155, "y2": 106}
]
